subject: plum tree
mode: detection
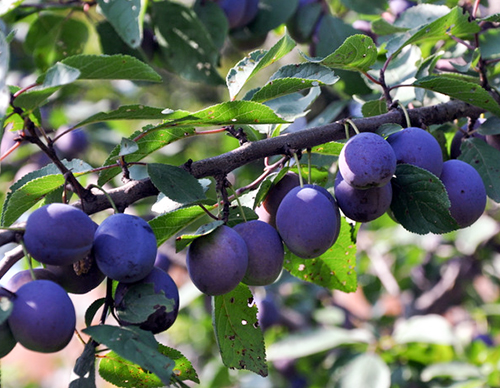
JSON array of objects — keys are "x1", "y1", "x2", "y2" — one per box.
[
  {"x1": 439, "y1": 159, "x2": 487, "y2": 228},
  {"x1": 114, "y1": 267, "x2": 180, "y2": 334},
  {"x1": 255, "y1": 172, "x2": 301, "y2": 227},
  {"x1": 23, "y1": 203, "x2": 95, "y2": 266},
  {"x1": 8, "y1": 280, "x2": 76, "y2": 353},
  {"x1": 5, "y1": 268, "x2": 59, "y2": 292},
  {"x1": 233, "y1": 219, "x2": 284, "y2": 286},
  {"x1": 0, "y1": 320, "x2": 16, "y2": 358},
  {"x1": 338, "y1": 132, "x2": 397, "y2": 189},
  {"x1": 386, "y1": 127, "x2": 443, "y2": 177},
  {"x1": 276, "y1": 185, "x2": 340, "y2": 259},
  {"x1": 45, "y1": 256, "x2": 106, "y2": 294},
  {"x1": 186, "y1": 225, "x2": 248, "y2": 296},
  {"x1": 334, "y1": 171, "x2": 393, "y2": 223},
  {"x1": 93, "y1": 213, "x2": 157, "y2": 283}
]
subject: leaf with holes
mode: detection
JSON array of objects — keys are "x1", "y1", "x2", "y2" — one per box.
[
  {"x1": 390, "y1": 164, "x2": 459, "y2": 234},
  {"x1": 213, "y1": 284, "x2": 268, "y2": 376},
  {"x1": 284, "y1": 217, "x2": 358, "y2": 292}
]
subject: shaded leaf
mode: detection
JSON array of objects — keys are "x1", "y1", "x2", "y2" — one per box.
[
  {"x1": 0, "y1": 30, "x2": 10, "y2": 117},
  {"x1": 339, "y1": 353, "x2": 391, "y2": 388},
  {"x1": 97, "y1": 0, "x2": 143, "y2": 49},
  {"x1": 213, "y1": 284, "x2": 268, "y2": 376},
  {"x1": 284, "y1": 217, "x2": 358, "y2": 292}
]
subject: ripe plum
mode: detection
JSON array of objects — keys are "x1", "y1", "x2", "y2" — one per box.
[{"x1": 45, "y1": 256, "x2": 105, "y2": 294}]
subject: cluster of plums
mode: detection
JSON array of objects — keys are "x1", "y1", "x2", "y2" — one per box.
[
  {"x1": 335, "y1": 127, "x2": 487, "y2": 228},
  {"x1": 0, "y1": 204, "x2": 179, "y2": 358}
]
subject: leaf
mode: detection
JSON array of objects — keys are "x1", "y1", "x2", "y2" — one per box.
[
  {"x1": 74, "y1": 341, "x2": 97, "y2": 377},
  {"x1": 371, "y1": 18, "x2": 409, "y2": 35},
  {"x1": 97, "y1": 126, "x2": 196, "y2": 185},
  {"x1": 227, "y1": 34, "x2": 296, "y2": 100},
  {"x1": 193, "y1": 0, "x2": 228, "y2": 50},
  {"x1": 284, "y1": 217, "x2": 358, "y2": 292},
  {"x1": 151, "y1": 1, "x2": 223, "y2": 85},
  {"x1": 119, "y1": 137, "x2": 139, "y2": 156},
  {"x1": 339, "y1": 0, "x2": 386, "y2": 14},
  {"x1": 390, "y1": 164, "x2": 460, "y2": 235},
  {"x1": 250, "y1": 63, "x2": 339, "y2": 103},
  {"x1": 421, "y1": 362, "x2": 482, "y2": 382},
  {"x1": 0, "y1": 30, "x2": 9, "y2": 117},
  {"x1": 315, "y1": 34, "x2": 377, "y2": 73},
  {"x1": 339, "y1": 353, "x2": 391, "y2": 388},
  {"x1": 99, "y1": 345, "x2": 199, "y2": 388},
  {"x1": 61, "y1": 54, "x2": 161, "y2": 82},
  {"x1": 361, "y1": 99, "x2": 388, "y2": 117},
  {"x1": 386, "y1": 6, "x2": 481, "y2": 57},
  {"x1": 97, "y1": 0, "x2": 143, "y2": 49},
  {"x1": 149, "y1": 205, "x2": 215, "y2": 247},
  {"x1": 1, "y1": 159, "x2": 93, "y2": 226},
  {"x1": 84, "y1": 325, "x2": 175, "y2": 385},
  {"x1": 115, "y1": 283, "x2": 174, "y2": 325},
  {"x1": 74, "y1": 105, "x2": 167, "y2": 129},
  {"x1": 264, "y1": 87, "x2": 321, "y2": 121},
  {"x1": 147, "y1": 164, "x2": 206, "y2": 205},
  {"x1": 310, "y1": 142, "x2": 344, "y2": 156},
  {"x1": 393, "y1": 314, "x2": 456, "y2": 345},
  {"x1": 459, "y1": 138, "x2": 500, "y2": 202},
  {"x1": 212, "y1": 284, "x2": 268, "y2": 377},
  {"x1": 175, "y1": 221, "x2": 224, "y2": 252},
  {"x1": 84, "y1": 298, "x2": 106, "y2": 328},
  {"x1": 413, "y1": 76, "x2": 500, "y2": 116},
  {"x1": 0, "y1": 296, "x2": 13, "y2": 325}
]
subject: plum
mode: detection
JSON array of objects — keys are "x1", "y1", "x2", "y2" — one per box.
[
  {"x1": 215, "y1": 0, "x2": 246, "y2": 29},
  {"x1": 276, "y1": 185, "x2": 340, "y2": 259},
  {"x1": 45, "y1": 256, "x2": 106, "y2": 294},
  {"x1": 23, "y1": 203, "x2": 96, "y2": 266},
  {"x1": 8, "y1": 280, "x2": 76, "y2": 353},
  {"x1": 5, "y1": 268, "x2": 59, "y2": 292},
  {"x1": 389, "y1": 0, "x2": 416, "y2": 17},
  {"x1": 386, "y1": 127, "x2": 443, "y2": 177},
  {"x1": 238, "y1": 0, "x2": 259, "y2": 27},
  {"x1": 0, "y1": 320, "x2": 16, "y2": 358},
  {"x1": 233, "y1": 220, "x2": 284, "y2": 286},
  {"x1": 450, "y1": 130, "x2": 486, "y2": 159},
  {"x1": 54, "y1": 127, "x2": 89, "y2": 159},
  {"x1": 255, "y1": 172, "x2": 301, "y2": 227},
  {"x1": 114, "y1": 267, "x2": 180, "y2": 334},
  {"x1": 338, "y1": 132, "x2": 397, "y2": 189},
  {"x1": 186, "y1": 225, "x2": 248, "y2": 296},
  {"x1": 439, "y1": 159, "x2": 487, "y2": 228},
  {"x1": 93, "y1": 213, "x2": 157, "y2": 283},
  {"x1": 334, "y1": 171, "x2": 392, "y2": 223},
  {"x1": 486, "y1": 134, "x2": 500, "y2": 151},
  {"x1": 154, "y1": 251, "x2": 171, "y2": 272}
]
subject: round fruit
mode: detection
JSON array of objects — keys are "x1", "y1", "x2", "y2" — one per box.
[
  {"x1": 154, "y1": 251, "x2": 171, "y2": 272},
  {"x1": 439, "y1": 159, "x2": 487, "y2": 228},
  {"x1": 276, "y1": 185, "x2": 340, "y2": 259},
  {"x1": 334, "y1": 171, "x2": 393, "y2": 223},
  {"x1": 114, "y1": 267, "x2": 180, "y2": 334},
  {"x1": 386, "y1": 127, "x2": 443, "y2": 177},
  {"x1": 5, "y1": 268, "x2": 59, "y2": 292},
  {"x1": 233, "y1": 220, "x2": 284, "y2": 286},
  {"x1": 238, "y1": 0, "x2": 259, "y2": 27},
  {"x1": 338, "y1": 132, "x2": 397, "y2": 189},
  {"x1": 216, "y1": 0, "x2": 246, "y2": 29},
  {"x1": 450, "y1": 130, "x2": 486, "y2": 159},
  {"x1": 486, "y1": 134, "x2": 500, "y2": 151},
  {"x1": 186, "y1": 225, "x2": 248, "y2": 296},
  {"x1": 23, "y1": 203, "x2": 96, "y2": 266},
  {"x1": 93, "y1": 213, "x2": 157, "y2": 283},
  {"x1": 45, "y1": 256, "x2": 106, "y2": 294},
  {"x1": 255, "y1": 172, "x2": 301, "y2": 227},
  {"x1": 54, "y1": 127, "x2": 89, "y2": 159},
  {"x1": 8, "y1": 280, "x2": 76, "y2": 353}
]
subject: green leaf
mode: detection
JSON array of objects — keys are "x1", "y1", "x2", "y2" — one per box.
[
  {"x1": 97, "y1": 0, "x2": 143, "y2": 49},
  {"x1": 115, "y1": 283, "x2": 174, "y2": 325},
  {"x1": 247, "y1": 0, "x2": 299, "y2": 35},
  {"x1": 97, "y1": 126, "x2": 196, "y2": 185},
  {"x1": 24, "y1": 14, "x2": 88, "y2": 71},
  {"x1": 74, "y1": 341, "x2": 97, "y2": 377},
  {"x1": 175, "y1": 221, "x2": 224, "y2": 253},
  {"x1": 459, "y1": 138, "x2": 500, "y2": 202},
  {"x1": 386, "y1": 6, "x2": 481, "y2": 57},
  {"x1": 119, "y1": 137, "x2": 139, "y2": 156},
  {"x1": 284, "y1": 217, "x2": 358, "y2": 292},
  {"x1": 264, "y1": 87, "x2": 321, "y2": 123},
  {"x1": 212, "y1": 284, "x2": 268, "y2": 377},
  {"x1": 74, "y1": 105, "x2": 167, "y2": 129},
  {"x1": 151, "y1": 1, "x2": 223, "y2": 85},
  {"x1": 84, "y1": 325, "x2": 175, "y2": 385},
  {"x1": 147, "y1": 163, "x2": 206, "y2": 205},
  {"x1": 149, "y1": 205, "x2": 215, "y2": 247},
  {"x1": 393, "y1": 314, "x2": 456, "y2": 345},
  {"x1": 371, "y1": 18, "x2": 409, "y2": 35},
  {"x1": 61, "y1": 54, "x2": 161, "y2": 82},
  {"x1": 361, "y1": 99, "x2": 388, "y2": 117},
  {"x1": 0, "y1": 30, "x2": 9, "y2": 117},
  {"x1": 84, "y1": 298, "x2": 106, "y2": 328},
  {"x1": 1, "y1": 159, "x2": 93, "y2": 226},
  {"x1": 250, "y1": 63, "x2": 339, "y2": 103},
  {"x1": 310, "y1": 141, "x2": 344, "y2": 156},
  {"x1": 316, "y1": 34, "x2": 377, "y2": 73},
  {"x1": 390, "y1": 164, "x2": 460, "y2": 235},
  {"x1": 340, "y1": 0, "x2": 386, "y2": 14},
  {"x1": 413, "y1": 76, "x2": 500, "y2": 117},
  {"x1": 193, "y1": 0, "x2": 228, "y2": 50},
  {"x1": 421, "y1": 362, "x2": 481, "y2": 382},
  {"x1": 339, "y1": 353, "x2": 391, "y2": 388},
  {"x1": 227, "y1": 34, "x2": 296, "y2": 100}
]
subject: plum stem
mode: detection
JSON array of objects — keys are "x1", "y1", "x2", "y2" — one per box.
[
  {"x1": 307, "y1": 149, "x2": 312, "y2": 185},
  {"x1": 396, "y1": 101, "x2": 411, "y2": 128},
  {"x1": 229, "y1": 185, "x2": 247, "y2": 223},
  {"x1": 87, "y1": 184, "x2": 119, "y2": 214},
  {"x1": 293, "y1": 153, "x2": 304, "y2": 187},
  {"x1": 345, "y1": 119, "x2": 360, "y2": 135}
]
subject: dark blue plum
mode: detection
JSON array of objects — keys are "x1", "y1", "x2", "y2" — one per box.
[
  {"x1": 339, "y1": 132, "x2": 397, "y2": 189},
  {"x1": 387, "y1": 127, "x2": 443, "y2": 177},
  {"x1": 334, "y1": 171, "x2": 392, "y2": 223},
  {"x1": 5, "y1": 268, "x2": 59, "y2": 292},
  {"x1": 276, "y1": 185, "x2": 340, "y2": 259},
  {"x1": 238, "y1": 0, "x2": 259, "y2": 27},
  {"x1": 216, "y1": 0, "x2": 246, "y2": 29},
  {"x1": 24, "y1": 203, "x2": 96, "y2": 266},
  {"x1": 93, "y1": 213, "x2": 157, "y2": 283},
  {"x1": 233, "y1": 220, "x2": 284, "y2": 286},
  {"x1": 114, "y1": 267, "x2": 180, "y2": 334},
  {"x1": 8, "y1": 280, "x2": 76, "y2": 353},
  {"x1": 154, "y1": 251, "x2": 171, "y2": 272},
  {"x1": 450, "y1": 130, "x2": 486, "y2": 159},
  {"x1": 186, "y1": 225, "x2": 248, "y2": 296},
  {"x1": 440, "y1": 159, "x2": 487, "y2": 228},
  {"x1": 54, "y1": 128, "x2": 89, "y2": 159}
]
